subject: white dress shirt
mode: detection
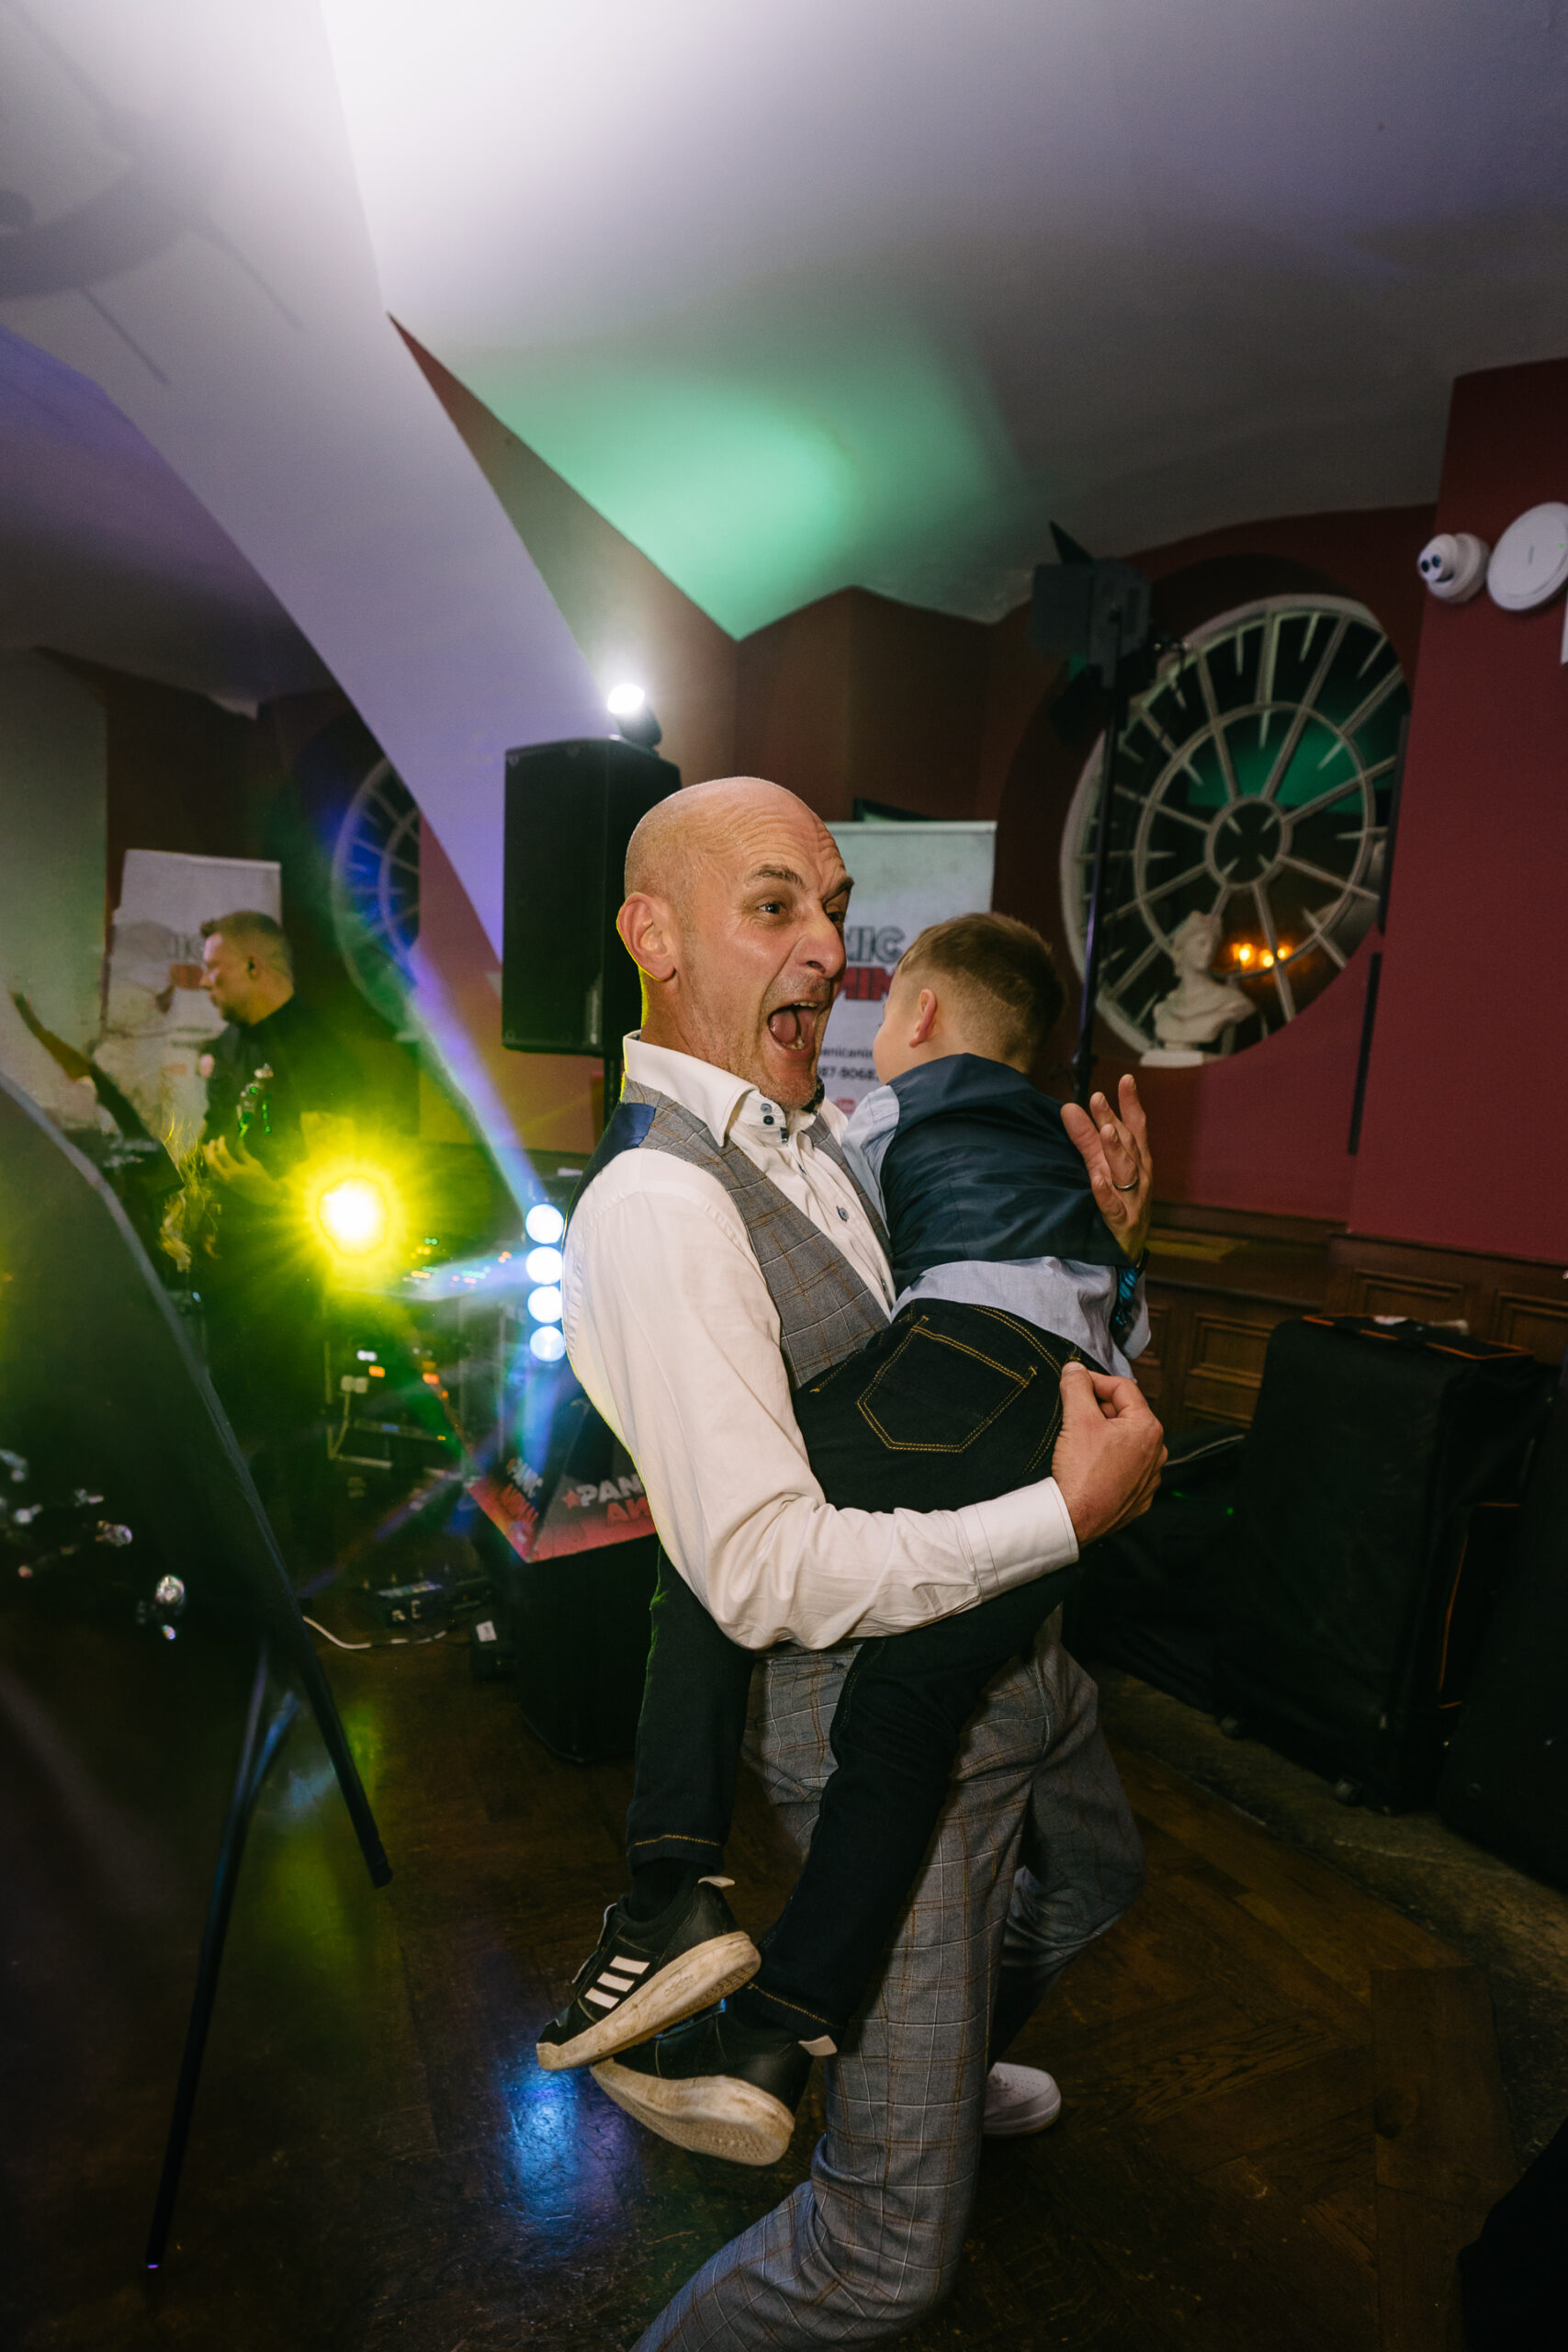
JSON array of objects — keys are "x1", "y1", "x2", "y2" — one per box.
[{"x1": 561, "y1": 1035, "x2": 1079, "y2": 1652}]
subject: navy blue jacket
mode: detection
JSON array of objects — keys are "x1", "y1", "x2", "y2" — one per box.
[{"x1": 864, "y1": 1056, "x2": 1134, "y2": 1299}]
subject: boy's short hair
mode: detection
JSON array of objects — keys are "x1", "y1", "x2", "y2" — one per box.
[
  {"x1": 898, "y1": 912, "x2": 1065, "y2": 1068},
  {"x1": 199, "y1": 910, "x2": 293, "y2": 978}
]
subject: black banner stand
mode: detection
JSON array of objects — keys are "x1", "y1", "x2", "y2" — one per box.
[{"x1": 0, "y1": 1076, "x2": 390, "y2": 2272}]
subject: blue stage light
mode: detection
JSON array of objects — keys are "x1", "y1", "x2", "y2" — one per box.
[
  {"x1": 529, "y1": 1327, "x2": 567, "y2": 1363},
  {"x1": 525, "y1": 1245, "x2": 564, "y2": 1284},
  {"x1": 525, "y1": 1203, "x2": 566, "y2": 1246}
]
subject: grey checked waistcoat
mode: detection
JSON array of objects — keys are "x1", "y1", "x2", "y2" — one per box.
[{"x1": 571, "y1": 1079, "x2": 892, "y2": 1386}]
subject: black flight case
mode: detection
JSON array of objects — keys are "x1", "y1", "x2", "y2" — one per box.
[
  {"x1": 1213, "y1": 1315, "x2": 1552, "y2": 1811},
  {"x1": 1438, "y1": 1371, "x2": 1568, "y2": 1886}
]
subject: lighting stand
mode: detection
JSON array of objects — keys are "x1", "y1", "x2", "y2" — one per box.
[
  {"x1": 146, "y1": 1648, "x2": 299, "y2": 2268},
  {"x1": 0, "y1": 1076, "x2": 392, "y2": 2282}
]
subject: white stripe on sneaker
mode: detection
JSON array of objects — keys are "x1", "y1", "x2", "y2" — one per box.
[
  {"x1": 613, "y1": 1956, "x2": 651, "y2": 1974},
  {"x1": 583, "y1": 1989, "x2": 618, "y2": 2008}
]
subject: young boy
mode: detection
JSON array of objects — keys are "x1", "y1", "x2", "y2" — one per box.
[{"x1": 536, "y1": 913, "x2": 1148, "y2": 2162}]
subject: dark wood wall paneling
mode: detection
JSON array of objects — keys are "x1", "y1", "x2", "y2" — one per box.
[
  {"x1": 1325, "y1": 1235, "x2": 1568, "y2": 1370},
  {"x1": 1141, "y1": 1207, "x2": 1567, "y2": 1434},
  {"x1": 1138, "y1": 1204, "x2": 1338, "y2": 1431}
]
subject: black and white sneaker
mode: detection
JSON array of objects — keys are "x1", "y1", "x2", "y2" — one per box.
[
  {"x1": 591, "y1": 2003, "x2": 812, "y2": 2166},
  {"x1": 536, "y1": 1877, "x2": 760, "y2": 2073}
]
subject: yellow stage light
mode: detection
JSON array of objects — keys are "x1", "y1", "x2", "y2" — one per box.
[
  {"x1": 1259, "y1": 949, "x2": 1275, "y2": 968},
  {"x1": 317, "y1": 1176, "x2": 389, "y2": 1256},
  {"x1": 1236, "y1": 944, "x2": 1254, "y2": 964}
]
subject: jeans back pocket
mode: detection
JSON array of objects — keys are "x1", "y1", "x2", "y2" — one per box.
[{"x1": 856, "y1": 1312, "x2": 1048, "y2": 1454}]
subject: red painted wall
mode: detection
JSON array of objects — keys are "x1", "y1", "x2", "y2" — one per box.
[
  {"x1": 736, "y1": 588, "x2": 991, "y2": 821},
  {"x1": 1348, "y1": 359, "x2": 1568, "y2": 1263}
]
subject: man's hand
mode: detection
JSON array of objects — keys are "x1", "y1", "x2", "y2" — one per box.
[
  {"x1": 1061, "y1": 1074, "x2": 1153, "y2": 1260},
  {"x1": 202, "y1": 1136, "x2": 278, "y2": 1204},
  {"x1": 1051, "y1": 1360, "x2": 1166, "y2": 1546}
]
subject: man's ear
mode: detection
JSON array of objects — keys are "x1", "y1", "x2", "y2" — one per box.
[
  {"x1": 618, "y1": 893, "x2": 678, "y2": 983},
  {"x1": 911, "y1": 987, "x2": 940, "y2": 1047}
]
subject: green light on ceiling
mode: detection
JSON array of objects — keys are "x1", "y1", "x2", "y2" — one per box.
[{"x1": 454, "y1": 289, "x2": 1019, "y2": 638}]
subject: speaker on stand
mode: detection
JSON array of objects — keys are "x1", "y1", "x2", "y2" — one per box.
[{"x1": 498, "y1": 735, "x2": 681, "y2": 1758}]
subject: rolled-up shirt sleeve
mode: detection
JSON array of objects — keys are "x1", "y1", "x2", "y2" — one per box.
[{"x1": 561, "y1": 1159, "x2": 1078, "y2": 1651}]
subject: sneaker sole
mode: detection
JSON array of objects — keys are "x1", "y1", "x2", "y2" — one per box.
[
  {"x1": 982, "y1": 2092, "x2": 1063, "y2": 2137},
  {"x1": 589, "y1": 2056, "x2": 795, "y2": 2166},
  {"x1": 535, "y1": 1930, "x2": 760, "y2": 2072}
]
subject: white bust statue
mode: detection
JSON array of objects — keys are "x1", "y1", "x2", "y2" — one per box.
[{"x1": 1149, "y1": 910, "x2": 1254, "y2": 1052}]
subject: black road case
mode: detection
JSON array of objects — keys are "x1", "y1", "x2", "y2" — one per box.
[
  {"x1": 1213, "y1": 1316, "x2": 1551, "y2": 1811},
  {"x1": 1065, "y1": 1426, "x2": 1246, "y2": 1712},
  {"x1": 1438, "y1": 1378, "x2": 1568, "y2": 1885}
]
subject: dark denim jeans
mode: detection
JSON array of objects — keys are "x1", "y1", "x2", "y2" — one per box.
[{"x1": 626, "y1": 1299, "x2": 1095, "y2": 2039}]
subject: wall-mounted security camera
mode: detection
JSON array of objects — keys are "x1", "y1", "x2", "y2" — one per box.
[{"x1": 1416, "y1": 532, "x2": 1490, "y2": 604}]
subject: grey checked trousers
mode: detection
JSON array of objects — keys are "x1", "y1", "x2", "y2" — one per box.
[{"x1": 631, "y1": 1623, "x2": 1145, "y2": 2348}]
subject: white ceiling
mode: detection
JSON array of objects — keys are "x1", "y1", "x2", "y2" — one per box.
[
  {"x1": 0, "y1": 322, "x2": 328, "y2": 707},
  {"x1": 0, "y1": 0, "x2": 605, "y2": 961},
  {"x1": 323, "y1": 0, "x2": 1568, "y2": 632}
]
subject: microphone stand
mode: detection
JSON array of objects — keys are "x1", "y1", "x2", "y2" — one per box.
[{"x1": 1073, "y1": 611, "x2": 1129, "y2": 1109}]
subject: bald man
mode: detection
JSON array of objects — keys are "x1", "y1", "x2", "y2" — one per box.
[{"x1": 560, "y1": 779, "x2": 1161, "y2": 2348}]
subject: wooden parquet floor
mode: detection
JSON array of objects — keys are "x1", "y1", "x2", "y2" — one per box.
[
  {"x1": 1, "y1": 1631, "x2": 1515, "y2": 2350},
  {"x1": 911, "y1": 1745, "x2": 1516, "y2": 2351}
]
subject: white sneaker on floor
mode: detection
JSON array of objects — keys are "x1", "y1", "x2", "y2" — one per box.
[{"x1": 982, "y1": 2062, "x2": 1063, "y2": 2137}]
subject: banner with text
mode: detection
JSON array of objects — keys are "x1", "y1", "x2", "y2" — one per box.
[{"x1": 818, "y1": 821, "x2": 998, "y2": 1113}]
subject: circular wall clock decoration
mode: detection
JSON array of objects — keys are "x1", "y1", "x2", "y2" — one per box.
[
  {"x1": 331, "y1": 760, "x2": 421, "y2": 1027},
  {"x1": 1484, "y1": 503, "x2": 1568, "y2": 611},
  {"x1": 1059, "y1": 595, "x2": 1408, "y2": 1056}
]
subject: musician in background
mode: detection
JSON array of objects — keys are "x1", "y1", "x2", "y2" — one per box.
[
  {"x1": 198, "y1": 910, "x2": 362, "y2": 1168},
  {"x1": 195, "y1": 910, "x2": 364, "y2": 1544}
]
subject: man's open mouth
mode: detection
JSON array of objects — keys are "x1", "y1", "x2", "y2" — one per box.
[{"x1": 765, "y1": 1001, "x2": 829, "y2": 1053}]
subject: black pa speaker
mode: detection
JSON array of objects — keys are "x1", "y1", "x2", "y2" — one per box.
[{"x1": 502, "y1": 736, "x2": 680, "y2": 1056}]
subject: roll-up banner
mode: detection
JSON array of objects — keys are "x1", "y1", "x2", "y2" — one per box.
[{"x1": 818, "y1": 820, "x2": 998, "y2": 1114}]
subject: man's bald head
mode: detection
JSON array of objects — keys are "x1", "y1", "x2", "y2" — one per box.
[
  {"x1": 616, "y1": 776, "x2": 852, "y2": 1106},
  {"x1": 625, "y1": 777, "x2": 831, "y2": 907}
]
